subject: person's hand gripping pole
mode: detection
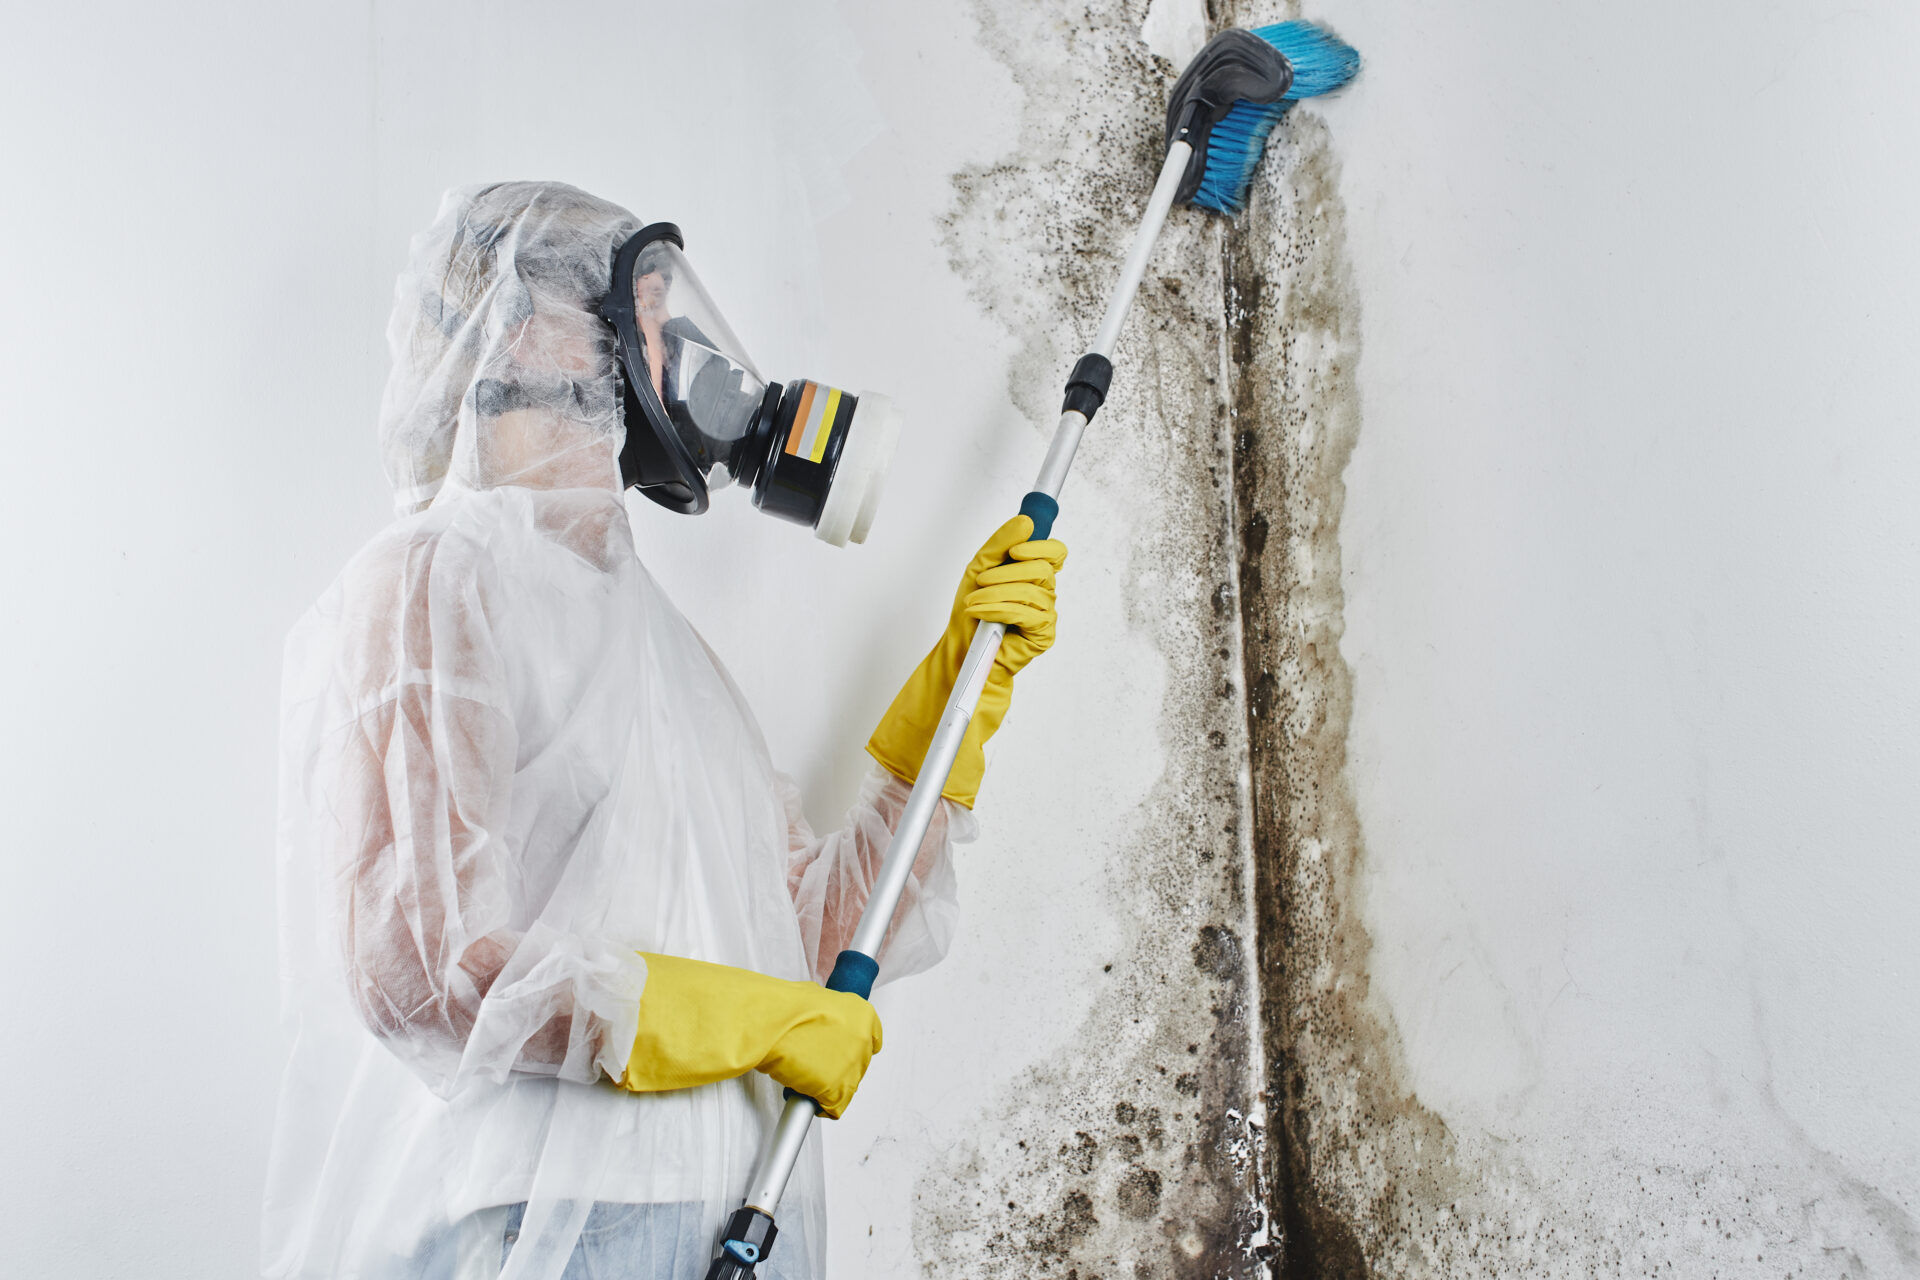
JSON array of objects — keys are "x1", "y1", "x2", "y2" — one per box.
[{"x1": 866, "y1": 515, "x2": 1068, "y2": 808}]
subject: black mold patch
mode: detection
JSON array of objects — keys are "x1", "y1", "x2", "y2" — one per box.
[
  {"x1": 1216, "y1": 52, "x2": 1464, "y2": 1271},
  {"x1": 917, "y1": 0, "x2": 1266, "y2": 1276},
  {"x1": 928, "y1": 0, "x2": 1464, "y2": 1272},
  {"x1": 1117, "y1": 1166, "x2": 1165, "y2": 1220},
  {"x1": 1191, "y1": 924, "x2": 1243, "y2": 980}
]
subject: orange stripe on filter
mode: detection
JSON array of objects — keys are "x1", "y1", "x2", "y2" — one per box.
[
  {"x1": 809, "y1": 388, "x2": 842, "y2": 463},
  {"x1": 797, "y1": 386, "x2": 832, "y2": 462},
  {"x1": 784, "y1": 382, "x2": 818, "y2": 456}
]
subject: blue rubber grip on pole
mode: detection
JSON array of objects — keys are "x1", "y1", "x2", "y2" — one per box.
[
  {"x1": 825, "y1": 949, "x2": 879, "y2": 1000},
  {"x1": 1019, "y1": 491, "x2": 1058, "y2": 540},
  {"x1": 783, "y1": 950, "x2": 882, "y2": 1108}
]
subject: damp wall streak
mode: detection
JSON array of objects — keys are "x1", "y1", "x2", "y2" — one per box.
[
  {"x1": 909, "y1": 0, "x2": 1272, "y2": 1275},
  {"x1": 1221, "y1": 96, "x2": 1426, "y2": 1280}
]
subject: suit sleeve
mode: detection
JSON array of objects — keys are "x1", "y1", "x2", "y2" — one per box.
[
  {"x1": 320, "y1": 536, "x2": 645, "y2": 1095},
  {"x1": 783, "y1": 769, "x2": 975, "y2": 986}
]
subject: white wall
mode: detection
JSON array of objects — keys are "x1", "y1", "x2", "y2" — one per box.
[
  {"x1": 6, "y1": 0, "x2": 1917, "y2": 1276},
  {"x1": 2, "y1": 5, "x2": 376, "y2": 1272},
  {"x1": 1328, "y1": 0, "x2": 1920, "y2": 1269}
]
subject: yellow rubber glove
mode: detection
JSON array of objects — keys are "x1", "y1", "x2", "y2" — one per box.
[
  {"x1": 620, "y1": 952, "x2": 882, "y2": 1119},
  {"x1": 867, "y1": 515, "x2": 1068, "y2": 808}
]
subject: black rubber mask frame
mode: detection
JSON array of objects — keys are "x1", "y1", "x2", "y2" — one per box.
[
  {"x1": 601, "y1": 221, "x2": 728, "y2": 515},
  {"x1": 598, "y1": 222, "x2": 880, "y2": 539}
]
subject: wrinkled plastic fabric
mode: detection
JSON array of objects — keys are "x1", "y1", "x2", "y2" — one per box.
[
  {"x1": 264, "y1": 183, "x2": 969, "y2": 1280},
  {"x1": 379, "y1": 182, "x2": 639, "y2": 516}
]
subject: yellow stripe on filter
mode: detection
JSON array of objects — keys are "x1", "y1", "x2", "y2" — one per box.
[{"x1": 808, "y1": 387, "x2": 842, "y2": 462}]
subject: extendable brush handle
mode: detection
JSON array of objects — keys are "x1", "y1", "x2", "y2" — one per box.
[{"x1": 704, "y1": 139, "x2": 1195, "y2": 1280}]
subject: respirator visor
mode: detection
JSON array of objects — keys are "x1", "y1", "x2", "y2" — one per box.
[{"x1": 603, "y1": 223, "x2": 900, "y2": 545}]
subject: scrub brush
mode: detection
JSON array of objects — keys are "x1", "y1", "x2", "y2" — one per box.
[{"x1": 1189, "y1": 21, "x2": 1364, "y2": 213}]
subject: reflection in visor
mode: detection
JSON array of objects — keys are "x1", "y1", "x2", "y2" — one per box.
[{"x1": 627, "y1": 243, "x2": 768, "y2": 481}]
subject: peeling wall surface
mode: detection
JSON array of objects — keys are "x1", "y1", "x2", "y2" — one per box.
[{"x1": 5, "y1": 0, "x2": 1919, "y2": 1277}]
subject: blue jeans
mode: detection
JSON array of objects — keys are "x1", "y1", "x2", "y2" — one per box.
[
  {"x1": 401, "y1": 1200, "x2": 811, "y2": 1279},
  {"x1": 499, "y1": 1202, "x2": 711, "y2": 1279}
]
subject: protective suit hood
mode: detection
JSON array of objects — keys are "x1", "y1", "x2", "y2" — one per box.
[{"x1": 379, "y1": 181, "x2": 639, "y2": 515}]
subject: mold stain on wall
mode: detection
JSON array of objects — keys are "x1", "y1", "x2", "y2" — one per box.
[
  {"x1": 917, "y1": 4, "x2": 1920, "y2": 1277},
  {"x1": 918, "y1": 0, "x2": 1266, "y2": 1276},
  {"x1": 916, "y1": 0, "x2": 1469, "y2": 1273},
  {"x1": 1212, "y1": 53, "x2": 1462, "y2": 1276}
]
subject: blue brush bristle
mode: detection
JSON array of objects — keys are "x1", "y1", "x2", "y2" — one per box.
[
  {"x1": 1191, "y1": 20, "x2": 1360, "y2": 214},
  {"x1": 1260, "y1": 19, "x2": 1362, "y2": 101},
  {"x1": 1191, "y1": 100, "x2": 1289, "y2": 215}
]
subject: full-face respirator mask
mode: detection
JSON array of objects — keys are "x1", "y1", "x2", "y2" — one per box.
[{"x1": 600, "y1": 224, "x2": 902, "y2": 546}]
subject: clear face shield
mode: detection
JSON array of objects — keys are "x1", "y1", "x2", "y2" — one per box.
[{"x1": 600, "y1": 224, "x2": 902, "y2": 545}]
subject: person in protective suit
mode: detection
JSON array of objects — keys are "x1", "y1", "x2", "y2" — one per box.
[{"x1": 262, "y1": 181, "x2": 1066, "y2": 1279}]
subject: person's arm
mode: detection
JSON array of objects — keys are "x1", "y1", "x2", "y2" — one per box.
[
  {"x1": 322, "y1": 533, "x2": 882, "y2": 1114},
  {"x1": 786, "y1": 518, "x2": 1066, "y2": 982},
  {"x1": 783, "y1": 770, "x2": 973, "y2": 987},
  {"x1": 324, "y1": 542, "x2": 644, "y2": 1095}
]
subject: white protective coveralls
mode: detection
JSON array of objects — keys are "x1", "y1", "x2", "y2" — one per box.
[{"x1": 263, "y1": 181, "x2": 968, "y2": 1280}]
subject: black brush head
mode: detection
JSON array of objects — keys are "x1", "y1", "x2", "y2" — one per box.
[{"x1": 1163, "y1": 29, "x2": 1294, "y2": 205}]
